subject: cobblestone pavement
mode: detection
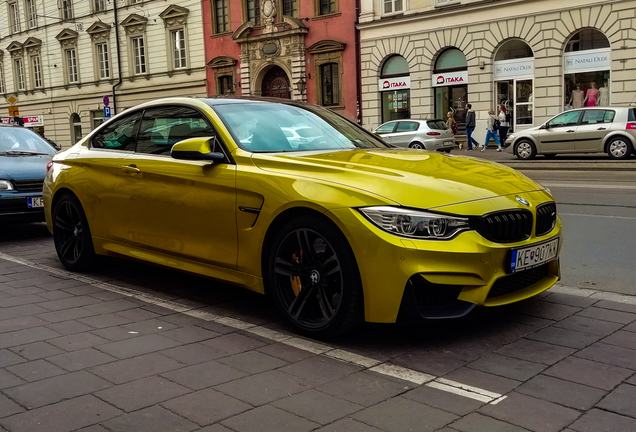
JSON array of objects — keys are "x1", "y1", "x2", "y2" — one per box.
[{"x1": 1, "y1": 224, "x2": 636, "y2": 432}]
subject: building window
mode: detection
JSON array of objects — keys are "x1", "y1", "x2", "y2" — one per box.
[
  {"x1": 71, "y1": 113, "x2": 82, "y2": 145},
  {"x1": 0, "y1": 62, "x2": 5, "y2": 93},
  {"x1": 26, "y1": 0, "x2": 37, "y2": 29},
  {"x1": 9, "y1": 1, "x2": 21, "y2": 34},
  {"x1": 282, "y1": 0, "x2": 297, "y2": 16},
  {"x1": 96, "y1": 43, "x2": 110, "y2": 79},
  {"x1": 171, "y1": 29, "x2": 187, "y2": 69},
  {"x1": 218, "y1": 75, "x2": 234, "y2": 95},
  {"x1": 383, "y1": 0, "x2": 402, "y2": 14},
  {"x1": 246, "y1": 0, "x2": 260, "y2": 25},
  {"x1": 132, "y1": 37, "x2": 147, "y2": 75},
  {"x1": 14, "y1": 58, "x2": 26, "y2": 91},
  {"x1": 91, "y1": 110, "x2": 105, "y2": 129},
  {"x1": 60, "y1": 0, "x2": 73, "y2": 20},
  {"x1": 92, "y1": 0, "x2": 106, "y2": 12},
  {"x1": 30, "y1": 55, "x2": 43, "y2": 88},
  {"x1": 214, "y1": 0, "x2": 229, "y2": 33},
  {"x1": 65, "y1": 48, "x2": 79, "y2": 83},
  {"x1": 318, "y1": 0, "x2": 335, "y2": 15},
  {"x1": 320, "y1": 63, "x2": 339, "y2": 106}
]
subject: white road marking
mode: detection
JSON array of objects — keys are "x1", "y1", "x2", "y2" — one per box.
[
  {"x1": 540, "y1": 182, "x2": 636, "y2": 190},
  {"x1": 559, "y1": 213, "x2": 636, "y2": 220}
]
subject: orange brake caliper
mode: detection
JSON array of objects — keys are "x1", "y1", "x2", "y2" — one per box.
[{"x1": 290, "y1": 249, "x2": 303, "y2": 296}]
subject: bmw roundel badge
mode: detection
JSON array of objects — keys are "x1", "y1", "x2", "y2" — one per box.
[{"x1": 516, "y1": 196, "x2": 530, "y2": 207}]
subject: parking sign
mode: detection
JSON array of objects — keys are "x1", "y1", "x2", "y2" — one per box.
[{"x1": 104, "y1": 107, "x2": 111, "y2": 118}]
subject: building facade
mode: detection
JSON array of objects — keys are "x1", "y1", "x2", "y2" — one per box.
[
  {"x1": 0, "y1": 0, "x2": 207, "y2": 148},
  {"x1": 202, "y1": 0, "x2": 361, "y2": 122},
  {"x1": 358, "y1": 0, "x2": 636, "y2": 139}
]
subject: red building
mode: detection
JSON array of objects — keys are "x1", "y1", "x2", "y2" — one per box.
[{"x1": 202, "y1": 0, "x2": 360, "y2": 122}]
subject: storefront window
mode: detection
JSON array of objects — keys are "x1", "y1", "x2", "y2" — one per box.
[
  {"x1": 379, "y1": 55, "x2": 410, "y2": 122},
  {"x1": 434, "y1": 48, "x2": 468, "y2": 123},
  {"x1": 494, "y1": 40, "x2": 534, "y2": 131},
  {"x1": 563, "y1": 30, "x2": 611, "y2": 109}
]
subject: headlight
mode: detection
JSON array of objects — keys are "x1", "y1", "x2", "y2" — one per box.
[
  {"x1": 506, "y1": 134, "x2": 515, "y2": 141},
  {"x1": 358, "y1": 206, "x2": 470, "y2": 240},
  {"x1": 0, "y1": 180, "x2": 14, "y2": 191}
]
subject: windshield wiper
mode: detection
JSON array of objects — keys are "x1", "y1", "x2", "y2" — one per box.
[{"x1": 0, "y1": 150, "x2": 50, "y2": 156}]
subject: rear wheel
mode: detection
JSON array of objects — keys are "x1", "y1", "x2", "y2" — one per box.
[
  {"x1": 53, "y1": 194, "x2": 96, "y2": 271},
  {"x1": 607, "y1": 137, "x2": 633, "y2": 160},
  {"x1": 266, "y1": 215, "x2": 363, "y2": 338},
  {"x1": 515, "y1": 140, "x2": 536, "y2": 160},
  {"x1": 409, "y1": 142, "x2": 425, "y2": 149}
]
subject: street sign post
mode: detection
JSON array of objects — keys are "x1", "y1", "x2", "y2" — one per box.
[
  {"x1": 104, "y1": 107, "x2": 111, "y2": 118},
  {"x1": 8, "y1": 106, "x2": 19, "y2": 116},
  {"x1": 103, "y1": 95, "x2": 110, "y2": 107}
]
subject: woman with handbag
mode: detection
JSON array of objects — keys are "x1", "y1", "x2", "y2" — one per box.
[
  {"x1": 497, "y1": 105, "x2": 510, "y2": 145},
  {"x1": 482, "y1": 109, "x2": 502, "y2": 152}
]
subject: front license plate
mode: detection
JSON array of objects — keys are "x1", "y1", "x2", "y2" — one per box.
[
  {"x1": 27, "y1": 197, "x2": 44, "y2": 208},
  {"x1": 510, "y1": 237, "x2": 559, "y2": 273}
]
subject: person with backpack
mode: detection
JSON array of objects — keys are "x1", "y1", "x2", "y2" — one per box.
[
  {"x1": 464, "y1": 103, "x2": 480, "y2": 151},
  {"x1": 482, "y1": 109, "x2": 502, "y2": 151},
  {"x1": 497, "y1": 105, "x2": 510, "y2": 145}
]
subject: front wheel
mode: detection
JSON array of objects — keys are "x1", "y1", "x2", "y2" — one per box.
[
  {"x1": 515, "y1": 140, "x2": 537, "y2": 160},
  {"x1": 53, "y1": 193, "x2": 96, "y2": 272},
  {"x1": 607, "y1": 137, "x2": 633, "y2": 160},
  {"x1": 266, "y1": 215, "x2": 363, "y2": 338}
]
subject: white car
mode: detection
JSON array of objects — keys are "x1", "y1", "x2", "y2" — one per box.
[
  {"x1": 281, "y1": 126, "x2": 323, "y2": 148},
  {"x1": 373, "y1": 119, "x2": 455, "y2": 152}
]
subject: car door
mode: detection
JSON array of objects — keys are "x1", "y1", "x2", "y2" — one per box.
[
  {"x1": 374, "y1": 122, "x2": 397, "y2": 144},
  {"x1": 115, "y1": 105, "x2": 238, "y2": 269},
  {"x1": 538, "y1": 110, "x2": 582, "y2": 153},
  {"x1": 81, "y1": 110, "x2": 143, "y2": 240},
  {"x1": 390, "y1": 121, "x2": 420, "y2": 147},
  {"x1": 575, "y1": 109, "x2": 615, "y2": 152}
]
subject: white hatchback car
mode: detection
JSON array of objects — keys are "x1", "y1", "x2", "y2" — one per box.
[
  {"x1": 373, "y1": 119, "x2": 455, "y2": 152},
  {"x1": 505, "y1": 107, "x2": 636, "y2": 160}
]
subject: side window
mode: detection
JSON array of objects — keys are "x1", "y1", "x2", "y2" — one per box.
[
  {"x1": 376, "y1": 123, "x2": 396, "y2": 133},
  {"x1": 603, "y1": 110, "x2": 615, "y2": 123},
  {"x1": 548, "y1": 111, "x2": 581, "y2": 128},
  {"x1": 136, "y1": 106, "x2": 215, "y2": 155},
  {"x1": 91, "y1": 111, "x2": 143, "y2": 150},
  {"x1": 581, "y1": 110, "x2": 608, "y2": 124},
  {"x1": 396, "y1": 121, "x2": 418, "y2": 132}
]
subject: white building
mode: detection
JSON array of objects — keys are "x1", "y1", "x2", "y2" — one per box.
[
  {"x1": 0, "y1": 0, "x2": 207, "y2": 148},
  {"x1": 358, "y1": 0, "x2": 636, "y2": 140}
]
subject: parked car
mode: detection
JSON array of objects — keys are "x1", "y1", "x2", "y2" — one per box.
[
  {"x1": 44, "y1": 98, "x2": 561, "y2": 337},
  {"x1": 505, "y1": 107, "x2": 636, "y2": 160},
  {"x1": 0, "y1": 125, "x2": 57, "y2": 222},
  {"x1": 373, "y1": 119, "x2": 455, "y2": 152},
  {"x1": 281, "y1": 126, "x2": 323, "y2": 148}
]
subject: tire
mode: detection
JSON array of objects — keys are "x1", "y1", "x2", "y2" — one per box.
[
  {"x1": 52, "y1": 193, "x2": 97, "y2": 272},
  {"x1": 409, "y1": 142, "x2": 425, "y2": 149},
  {"x1": 515, "y1": 140, "x2": 537, "y2": 160},
  {"x1": 266, "y1": 215, "x2": 363, "y2": 338},
  {"x1": 544, "y1": 154, "x2": 557, "y2": 159},
  {"x1": 606, "y1": 137, "x2": 633, "y2": 160}
]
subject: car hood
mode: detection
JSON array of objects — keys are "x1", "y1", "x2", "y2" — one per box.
[
  {"x1": 251, "y1": 149, "x2": 545, "y2": 209},
  {"x1": 0, "y1": 154, "x2": 52, "y2": 181}
]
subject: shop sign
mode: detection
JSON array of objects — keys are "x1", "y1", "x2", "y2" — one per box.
[
  {"x1": 564, "y1": 48, "x2": 611, "y2": 73},
  {"x1": 378, "y1": 76, "x2": 411, "y2": 91},
  {"x1": 494, "y1": 58, "x2": 534, "y2": 79},
  {"x1": 432, "y1": 71, "x2": 468, "y2": 87},
  {"x1": 0, "y1": 115, "x2": 44, "y2": 127}
]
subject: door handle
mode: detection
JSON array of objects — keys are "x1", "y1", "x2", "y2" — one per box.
[
  {"x1": 566, "y1": 130, "x2": 575, "y2": 133},
  {"x1": 121, "y1": 165, "x2": 140, "y2": 174},
  {"x1": 597, "y1": 127, "x2": 607, "y2": 130}
]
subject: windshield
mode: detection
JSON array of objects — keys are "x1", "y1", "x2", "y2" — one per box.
[
  {"x1": 210, "y1": 101, "x2": 389, "y2": 152},
  {"x1": 0, "y1": 128, "x2": 56, "y2": 155}
]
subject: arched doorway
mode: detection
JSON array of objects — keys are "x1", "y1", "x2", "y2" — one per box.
[
  {"x1": 261, "y1": 67, "x2": 291, "y2": 98},
  {"x1": 379, "y1": 55, "x2": 411, "y2": 122},
  {"x1": 494, "y1": 39, "x2": 535, "y2": 130},
  {"x1": 433, "y1": 48, "x2": 468, "y2": 124}
]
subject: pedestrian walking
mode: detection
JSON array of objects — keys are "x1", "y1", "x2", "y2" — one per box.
[
  {"x1": 497, "y1": 105, "x2": 510, "y2": 145},
  {"x1": 446, "y1": 110, "x2": 459, "y2": 148},
  {"x1": 464, "y1": 103, "x2": 480, "y2": 151},
  {"x1": 482, "y1": 109, "x2": 502, "y2": 151}
]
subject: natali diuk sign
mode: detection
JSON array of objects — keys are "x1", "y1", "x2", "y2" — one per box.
[
  {"x1": 378, "y1": 76, "x2": 411, "y2": 91},
  {"x1": 494, "y1": 58, "x2": 534, "y2": 79},
  {"x1": 432, "y1": 71, "x2": 468, "y2": 87},
  {"x1": 564, "y1": 48, "x2": 611, "y2": 73}
]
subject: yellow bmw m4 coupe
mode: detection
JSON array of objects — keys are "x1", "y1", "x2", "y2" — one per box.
[{"x1": 44, "y1": 98, "x2": 562, "y2": 337}]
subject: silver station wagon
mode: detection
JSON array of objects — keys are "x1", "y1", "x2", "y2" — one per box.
[
  {"x1": 505, "y1": 107, "x2": 636, "y2": 160},
  {"x1": 373, "y1": 119, "x2": 456, "y2": 152}
]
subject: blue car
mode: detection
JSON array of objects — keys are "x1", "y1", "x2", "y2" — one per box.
[{"x1": 0, "y1": 125, "x2": 57, "y2": 222}]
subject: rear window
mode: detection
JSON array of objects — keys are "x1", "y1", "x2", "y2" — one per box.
[
  {"x1": 629, "y1": 109, "x2": 636, "y2": 122},
  {"x1": 426, "y1": 120, "x2": 448, "y2": 130}
]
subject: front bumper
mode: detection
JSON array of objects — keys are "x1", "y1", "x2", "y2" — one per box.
[
  {"x1": 0, "y1": 193, "x2": 46, "y2": 222},
  {"x1": 328, "y1": 193, "x2": 562, "y2": 324}
]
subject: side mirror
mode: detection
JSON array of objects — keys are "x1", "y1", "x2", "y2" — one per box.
[
  {"x1": 540, "y1": 123, "x2": 549, "y2": 130},
  {"x1": 171, "y1": 137, "x2": 225, "y2": 162}
]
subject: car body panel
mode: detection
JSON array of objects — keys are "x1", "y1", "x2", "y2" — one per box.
[{"x1": 44, "y1": 97, "x2": 562, "y2": 325}]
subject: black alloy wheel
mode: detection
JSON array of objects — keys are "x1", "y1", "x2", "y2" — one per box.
[
  {"x1": 267, "y1": 216, "x2": 363, "y2": 338},
  {"x1": 53, "y1": 194, "x2": 96, "y2": 271}
]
